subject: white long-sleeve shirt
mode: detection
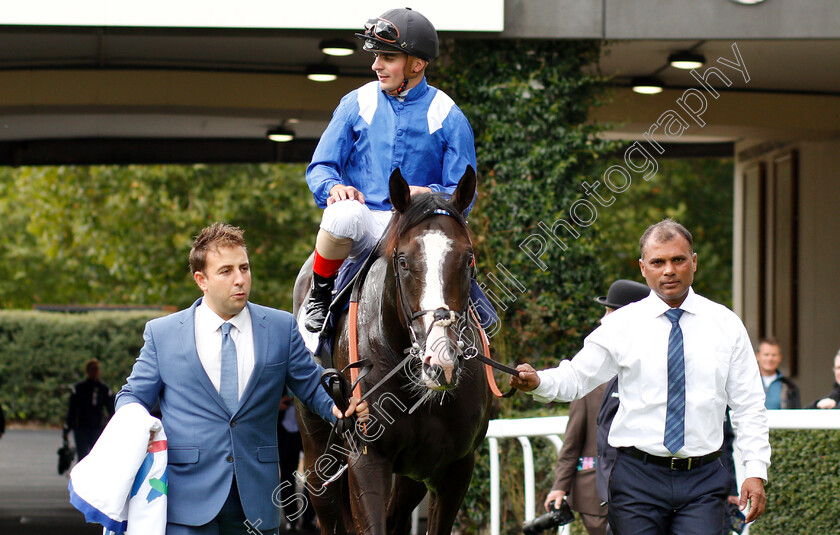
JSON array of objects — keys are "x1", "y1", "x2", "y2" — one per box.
[
  {"x1": 531, "y1": 288, "x2": 770, "y2": 481},
  {"x1": 194, "y1": 301, "x2": 255, "y2": 400}
]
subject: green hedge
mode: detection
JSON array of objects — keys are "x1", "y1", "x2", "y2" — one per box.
[
  {"x1": 749, "y1": 428, "x2": 840, "y2": 534},
  {"x1": 0, "y1": 309, "x2": 167, "y2": 424}
]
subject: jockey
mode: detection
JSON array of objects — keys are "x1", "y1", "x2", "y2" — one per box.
[{"x1": 303, "y1": 7, "x2": 478, "y2": 333}]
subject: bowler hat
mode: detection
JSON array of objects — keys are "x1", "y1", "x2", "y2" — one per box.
[{"x1": 595, "y1": 279, "x2": 650, "y2": 309}]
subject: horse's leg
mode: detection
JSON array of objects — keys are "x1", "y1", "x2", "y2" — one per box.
[
  {"x1": 348, "y1": 450, "x2": 393, "y2": 535},
  {"x1": 386, "y1": 475, "x2": 427, "y2": 535},
  {"x1": 425, "y1": 454, "x2": 476, "y2": 535},
  {"x1": 297, "y1": 404, "x2": 348, "y2": 535}
]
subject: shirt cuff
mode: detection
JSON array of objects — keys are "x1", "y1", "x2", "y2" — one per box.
[
  {"x1": 322, "y1": 179, "x2": 342, "y2": 198},
  {"x1": 529, "y1": 371, "x2": 556, "y2": 403},
  {"x1": 743, "y1": 460, "x2": 768, "y2": 482}
]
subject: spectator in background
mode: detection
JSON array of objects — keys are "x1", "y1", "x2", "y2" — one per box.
[
  {"x1": 65, "y1": 359, "x2": 114, "y2": 460},
  {"x1": 807, "y1": 349, "x2": 840, "y2": 409},
  {"x1": 0, "y1": 403, "x2": 5, "y2": 439},
  {"x1": 544, "y1": 279, "x2": 650, "y2": 535},
  {"x1": 756, "y1": 337, "x2": 800, "y2": 409}
]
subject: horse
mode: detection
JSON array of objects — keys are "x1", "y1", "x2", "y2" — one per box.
[{"x1": 292, "y1": 166, "x2": 492, "y2": 535}]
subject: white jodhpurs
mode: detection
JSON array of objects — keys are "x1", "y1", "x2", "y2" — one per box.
[{"x1": 319, "y1": 200, "x2": 393, "y2": 260}]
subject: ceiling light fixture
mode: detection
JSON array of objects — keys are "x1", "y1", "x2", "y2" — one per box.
[
  {"x1": 319, "y1": 39, "x2": 357, "y2": 57},
  {"x1": 266, "y1": 126, "x2": 295, "y2": 143},
  {"x1": 668, "y1": 52, "x2": 706, "y2": 70},
  {"x1": 306, "y1": 64, "x2": 339, "y2": 82},
  {"x1": 631, "y1": 77, "x2": 664, "y2": 95},
  {"x1": 728, "y1": 0, "x2": 766, "y2": 4}
]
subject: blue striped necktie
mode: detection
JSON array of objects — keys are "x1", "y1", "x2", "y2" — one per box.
[
  {"x1": 664, "y1": 308, "x2": 685, "y2": 454},
  {"x1": 219, "y1": 322, "x2": 239, "y2": 413}
]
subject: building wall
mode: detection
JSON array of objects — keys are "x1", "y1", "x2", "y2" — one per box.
[
  {"x1": 734, "y1": 137, "x2": 840, "y2": 404},
  {"x1": 796, "y1": 140, "x2": 840, "y2": 402}
]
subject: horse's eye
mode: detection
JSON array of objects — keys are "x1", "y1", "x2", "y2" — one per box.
[{"x1": 398, "y1": 257, "x2": 409, "y2": 270}]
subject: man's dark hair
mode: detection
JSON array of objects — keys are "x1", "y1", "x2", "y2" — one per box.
[
  {"x1": 758, "y1": 336, "x2": 782, "y2": 350},
  {"x1": 189, "y1": 223, "x2": 247, "y2": 274},
  {"x1": 639, "y1": 218, "x2": 694, "y2": 259}
]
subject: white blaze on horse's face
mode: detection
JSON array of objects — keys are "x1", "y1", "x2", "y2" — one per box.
[{"x1": 417, "y1": 229, "x2": 459, "y2": 389}]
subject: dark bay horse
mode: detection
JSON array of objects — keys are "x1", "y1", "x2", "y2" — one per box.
[{"x1": 292, "y1": 167, "x2": 491, "y2": 535}]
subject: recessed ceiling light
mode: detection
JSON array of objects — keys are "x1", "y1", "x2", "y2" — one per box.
[
  {"x1": 668, "y1": 52, "x2": 706, "y2": 70},
  {"x1": 631, "y1": 77, "x2": 664, "y2": 95},
  {"x1": 266, "y1": 127, "x2": 295, "y2": 143},
  {"x1": 306, "y1": 64, "x2": 339, "y2": 82},
  {"x1": 320, "y1": 39, "x2": 356, "y2": 57},
  {"x1": 729, "y1": 0, "x2": 766, "y2": 4}
]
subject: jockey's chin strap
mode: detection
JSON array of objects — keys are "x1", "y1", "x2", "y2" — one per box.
[{"x1": 387, "y1": 59, "x2": 424, "y2": 97}]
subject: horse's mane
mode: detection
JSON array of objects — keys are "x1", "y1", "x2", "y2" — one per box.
[{"x1": 379, "y1": 193, "x2": 470, "y2": 257}]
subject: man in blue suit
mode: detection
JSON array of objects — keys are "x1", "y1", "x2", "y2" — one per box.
[{"x1": 116, "y1": 223, "x2": 364, "y2": 535}]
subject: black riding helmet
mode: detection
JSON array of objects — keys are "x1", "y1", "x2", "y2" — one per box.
[{"x1": 354, "y1": 7, "x2": 439, "y2": 61}]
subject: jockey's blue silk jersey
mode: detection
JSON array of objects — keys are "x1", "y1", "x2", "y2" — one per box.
[{"x1": 306, "y1": 77, "x2": 477, "y2": 211}]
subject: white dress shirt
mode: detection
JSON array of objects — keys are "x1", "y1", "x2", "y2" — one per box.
[
  {"x1": 194, "y1": 301, "x2": 255, "y2": 401},
  {"x1": 531, "y1": 288, "x2": 770, "y2": 481}
]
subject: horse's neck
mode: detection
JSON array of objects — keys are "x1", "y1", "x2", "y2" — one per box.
[{"x1": 360, "y1": 257, "x2": 411, "y2": 354}]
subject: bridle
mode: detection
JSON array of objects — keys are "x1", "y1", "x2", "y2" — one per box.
[
  {"x1": 390, "y1": 208, "x2": 471, "y2": 364},
  {"x1": 388, "y1": 209, "x2": 518, "y2": 396}
]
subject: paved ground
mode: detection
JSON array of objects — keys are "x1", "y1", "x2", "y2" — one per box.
[
  {"x1": 0, "y1": 428, "x2": 99, "y2": 535},
  {"x1": 0, "y1": 428, "x2": 428, "y2": 535}
]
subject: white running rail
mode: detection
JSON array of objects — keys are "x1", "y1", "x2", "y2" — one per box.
[{"x1": 485, "y1": 410, "x2": 840, "y2": 535}]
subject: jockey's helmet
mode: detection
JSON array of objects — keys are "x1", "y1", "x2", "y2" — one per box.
[{"x1": 355, "y1": 7, "x2": 439, "y2": 61}]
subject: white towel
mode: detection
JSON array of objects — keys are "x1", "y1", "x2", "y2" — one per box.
[{"x1": 69, "y1": 402, "x2": 168, "y2": 535}]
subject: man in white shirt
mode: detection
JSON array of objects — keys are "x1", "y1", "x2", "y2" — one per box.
[{"x1": 510, "y1": 219, "x2": 769, "y2": 534}]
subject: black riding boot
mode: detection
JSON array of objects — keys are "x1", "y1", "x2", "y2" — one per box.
[{"x1": 304, "y1": 273, "x2": 336, "y2": 333}]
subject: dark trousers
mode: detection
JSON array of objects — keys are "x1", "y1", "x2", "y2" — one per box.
[
  {"x1": 608, "y1": 450, "x2": 729, "y2": 535},
  {"x1": 277, "y1": 427, "x2": 315, "y2": 528},
  {"x1": 73, "y1": 427, "x2": 104, "y2": 460},
  {"x1": 166, "y1": 479, "x2": 279, "y2": 535}
]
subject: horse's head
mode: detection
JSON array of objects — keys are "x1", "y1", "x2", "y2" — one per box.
[{"x1": 383, "y1": 165, "x2": 477, "y2": 391}]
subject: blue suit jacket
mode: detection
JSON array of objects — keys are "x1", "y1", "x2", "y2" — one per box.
[{"x1": 115, "y1": 298, "x2": 335, "y2": 528}]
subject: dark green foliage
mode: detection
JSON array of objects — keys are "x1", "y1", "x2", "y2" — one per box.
[
  {"x1": 435, "y1": 39, "x2": 616, "y2": 532},
  {"x1": 749, "y1": 429, "x2": 840, "y2": 534},
  {"x1": 436, "y1": 38, "x2": 615, "y2": 388},
  {"x1": 0, "y1": 310, "x2": 166, "y2": 424},
  {"x1": 0, "y1": 164, "x2": 320, "y2": 312}
]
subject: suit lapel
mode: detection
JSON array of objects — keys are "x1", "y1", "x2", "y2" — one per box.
[
  {"x1": 239, "y1": 302, "x2": 268, "y2": 410},
  {"x1": 180, "y1": 298, "x2": 231, "y2": 415}
]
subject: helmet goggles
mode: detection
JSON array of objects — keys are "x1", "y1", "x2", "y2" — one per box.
[{"x1": 363, "y1": 18, "x2": 400, "y2": 44}]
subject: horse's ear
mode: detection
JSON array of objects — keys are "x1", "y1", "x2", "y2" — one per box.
[
  {"x1": 389, "y1": 168, "x2": 411, "y2": 213},
  {"x1": 450, "y1": 165, "x2": 477, "y2": 215}
]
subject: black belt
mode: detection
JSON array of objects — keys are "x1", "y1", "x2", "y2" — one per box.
[{"x1": 619, "y1": 446, "x2": 721, "y2": 471}]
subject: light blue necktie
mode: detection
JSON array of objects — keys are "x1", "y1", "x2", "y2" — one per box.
[
  {"x1": 219, "y1": 322, "x2": 239, "y2": 413},
  {"x1": 664, "y1": 308, "x2": 686, "y2": 454}
]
